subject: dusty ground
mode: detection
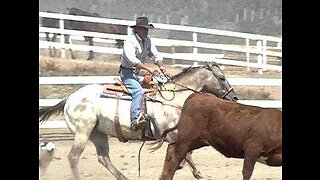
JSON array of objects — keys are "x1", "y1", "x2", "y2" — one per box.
[{"x1": 40, "y1": 128, "x2": 282, "y2": 180}]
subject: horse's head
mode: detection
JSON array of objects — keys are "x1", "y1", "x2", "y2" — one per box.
[
  {"x1": 170, "y1": 62, "x2": 238, "y2": 102},
  {"x1": 201, "y1": 62, "x2": 238, "y2": 102}
]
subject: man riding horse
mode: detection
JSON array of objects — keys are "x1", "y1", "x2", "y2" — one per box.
[{"x1": 119, "y1": 16, "x2": 166, "y2": 131}]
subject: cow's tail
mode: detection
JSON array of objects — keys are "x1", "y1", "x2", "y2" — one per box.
[
  {"x1": 39, "y1": 99, "x2": 67, "y2": 124},
  {"x1": 148, "y1": 124, "x2": 178, "y2": 152}
]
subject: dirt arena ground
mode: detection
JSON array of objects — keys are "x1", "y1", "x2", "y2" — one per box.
[{"x1": 40, "y1": 128, "x2": 282, "y2": 180}]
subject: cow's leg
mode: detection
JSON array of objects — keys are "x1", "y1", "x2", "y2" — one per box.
[
  {"x1": 266, "y1": 153, "x2": 282, "y2": 166},
  {"x1": 165, "y1": 129, "x2": 204, "y2": 179},
  {"x1": 160, "y1": 142, "x2": 191, "y2": 180},
  {"x1": 68, "y1": 121, "x2": 97, "y2": 180},
  {"x1": 65, "y1": 35, "x2": 75, "y2": 59},
  {"x1": 242, "y1": 141, "x2": 263, "y2": 180},
  {"x1": 45, "y1": 33, "x2": 54, "y2": 57},
  {"x1": 89, "y1": 130, "x2": 128, "y2": 180},
  {"x1": 87, "y1": 37, "x2": 94, "y2": 60},
  {"x1": 51, "y1": 34, "x2": 57, "y2": 57},
  {"x1": 116, "y1": 39, "x2": 124, "y2": 48}
]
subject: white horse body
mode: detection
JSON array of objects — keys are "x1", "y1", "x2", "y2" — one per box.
[{"x1": 64, "y1": 83, "x2": 187, "y2": 141}]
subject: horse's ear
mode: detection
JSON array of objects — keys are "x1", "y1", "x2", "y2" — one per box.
[{"x1": 205, "y1": 62, "x2": 212, "y2": 70}]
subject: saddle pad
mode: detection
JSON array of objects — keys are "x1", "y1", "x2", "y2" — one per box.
[
  {"x1": 100, "y1": 90, "x2": 157, "y2": 101},
  {"x1": 104, "y1": 85, "x2": 157, "y2": 94},
  {"x1": 100, "y1": 91, "x2": 132, "y2": 100}
]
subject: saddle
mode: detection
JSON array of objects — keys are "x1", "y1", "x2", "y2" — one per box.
[
  {"x1": 102, "y1": 71, "x2": 157, "y2": 98},
  {"x1": 102, "y1": 78, "x2": 157, "y2": 96},
  {"x1": 100, "y1": 73, "x2": 160, "y2": 142}
]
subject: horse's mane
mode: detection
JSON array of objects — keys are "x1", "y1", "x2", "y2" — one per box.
[
  {"x1": 170, "y1": 62, "x2": 220, "y2": 80},
  {"x1": 170, "y1": 65, "x2": 202, "y2": 80}
]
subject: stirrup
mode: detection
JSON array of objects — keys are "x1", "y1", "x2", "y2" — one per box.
[
  {"x1": 136, "y1": 113, "x2": 146, "y2": 124},
  {"x1": 130, "y1": 114, "x2": 147, "y2": 131}
]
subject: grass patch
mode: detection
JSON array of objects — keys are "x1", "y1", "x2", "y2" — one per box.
[
  {"x1": 44, "y1": 60, "x2": 61, "y2": 71},
  {"x1": 235, "y1": 87, "x2": 271, "y2": 100}
]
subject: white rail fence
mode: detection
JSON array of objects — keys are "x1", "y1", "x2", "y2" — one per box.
[
  {"x1": 39, "y1": 76, "x2": 281, "y2": 129},
  {"x1": 39, "y1": 76, "x2": 282, "y2": 107},
  {"x1": 39, "y1": 12, "x2": 282, "y2": 72}
]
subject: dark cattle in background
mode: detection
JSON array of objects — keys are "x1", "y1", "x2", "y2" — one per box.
[
  {"x1": 155, "y1": 93, "x2": 282, "y2": 180},
  {"x1": 40, "y1": 8, "x2": 127, "y2": 60},
  {"x1": 65, "y1": 7, "x2": 127, "y2": 60},
  {"x1": 40, "y1": 11, "x2": 67, "y2": 57}
]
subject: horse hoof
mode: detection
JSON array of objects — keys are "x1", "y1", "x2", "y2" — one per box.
[{"x1": 193, "y1": 172, "x2": 204, "y2": 179}]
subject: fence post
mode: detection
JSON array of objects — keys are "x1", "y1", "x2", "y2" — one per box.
[
  {"x1": 193, "y1": 32, "x2": 198, "y2": 54},
  {"x1": 246, "y1": 38, "x2": 250, "y2": 71},
  {"x1": 277, "y1": 36, "x2": 282, "y2": 48},
  {"x1": 192, "y1": 32, "x2": 198, "y2": 65},
  {"x1": 59, "y1": 19, "x2": 65, "y2": 58},
  {"x1": 127, "y1": 26, "x2": 131, "y2": 35},
  {"x1": 262, "y1": 39, "x2": 267, "y2": 71},
  {"x1": 257, "y1": 40, "x2": 263, "y2": 74}
]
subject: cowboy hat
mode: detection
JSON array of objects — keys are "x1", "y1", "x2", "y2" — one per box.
[{"x1": 130, "y1": 16, "x2": 154, "y2": 29}]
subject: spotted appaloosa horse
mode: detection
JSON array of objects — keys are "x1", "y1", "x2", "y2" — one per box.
[
  {"x1": 39, "y1": 62, "x2": 238, "y2": 180},
  {"x1": 152, "y1": 93, "x2": 281, "y2": 180}
]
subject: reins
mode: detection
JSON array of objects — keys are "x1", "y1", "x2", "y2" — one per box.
[{"x1": 156, "y1": 73, "x2": 201, "y2": 101}]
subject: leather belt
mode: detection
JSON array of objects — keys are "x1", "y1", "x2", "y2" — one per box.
[{"x1": 120, "y1": 65, "x2": 136, "y2": 70}]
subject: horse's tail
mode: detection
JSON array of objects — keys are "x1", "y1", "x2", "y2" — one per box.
[
  {"x1": 148, "y1": 124, "x2": 178, "y2": 152},
  {"x1": 39, "y1": 99, "x2": 67, "y2": 123}
]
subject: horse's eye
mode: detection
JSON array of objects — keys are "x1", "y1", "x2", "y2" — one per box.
[{"x1": 219, "y1": 76, "x2": 225, "y2": 80}]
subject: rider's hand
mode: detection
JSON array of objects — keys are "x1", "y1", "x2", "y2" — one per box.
[
  {"x1": 153, "y1": 69, "x2": 160, "y2": 76},
  {"x1": 159, "y1": 66, "x2": 166, "y2": 74}
]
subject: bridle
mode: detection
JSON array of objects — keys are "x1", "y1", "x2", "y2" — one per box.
[{"x1": 205, "y1": 63, "x2": 234, "y2": 99}]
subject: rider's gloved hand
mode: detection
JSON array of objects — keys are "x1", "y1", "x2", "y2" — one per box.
[
  {"x1": 153, "y1": 69, "x2": 160, "y2": 76},
  {"x1": 159, "y1": 66, "x2": 166, "y2": 74}
]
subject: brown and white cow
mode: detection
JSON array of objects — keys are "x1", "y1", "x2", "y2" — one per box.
[{"x1": 154, "y1": 93, "x2": 282, "y2": 180}]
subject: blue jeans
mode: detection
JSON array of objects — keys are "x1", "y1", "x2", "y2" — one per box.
[{"x1": 119, "y1": 68, "x2": 144, "y2": 122}]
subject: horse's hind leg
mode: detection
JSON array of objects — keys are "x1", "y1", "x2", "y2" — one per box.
[
  {"x1": 185, "y1": 152, "x2": 204, "y2": 179},
  {"x1": 89, "y1": 131, "x2": 128, "y2": 180},
  {"x1": 68, "y1": 122, "x2": 97, "y2": 180}
]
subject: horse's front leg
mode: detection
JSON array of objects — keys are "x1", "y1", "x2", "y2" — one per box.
[
  {"x1": 90, "y1": 131, "x2": 128, "y2": 180},
  {"x1": 185, "y1": 151, "x2": 204, "y2": 179}
]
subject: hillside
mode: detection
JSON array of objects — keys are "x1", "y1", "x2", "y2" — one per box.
[{"x1": 39, "y1": 0, "x2": 282, "y2": 36}]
